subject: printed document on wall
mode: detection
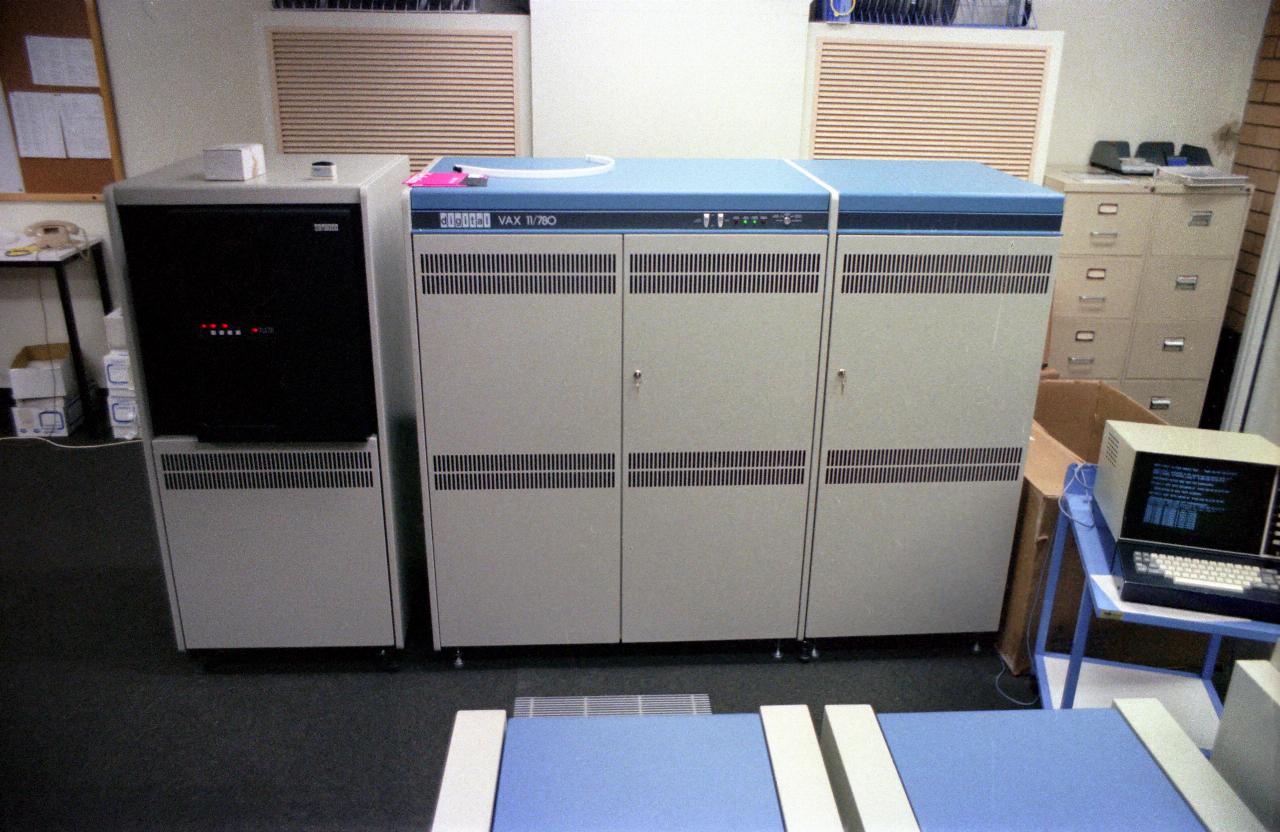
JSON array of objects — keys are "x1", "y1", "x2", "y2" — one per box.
[
  {"x1": 25, "y1": 36, "x2": 99, "y2": 88},
  {"x1": 59, "y1": 94, "x2": 110, "y2": 159},
  {"x1": 0, "y1": 84, "x2": 25, "y2": 191},
  {"x1": 8, "y1": 92, "x2": 65, "y2": 158}
]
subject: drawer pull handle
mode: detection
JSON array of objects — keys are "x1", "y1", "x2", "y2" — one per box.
[
  {"x1": 1075, "y1": 330, "x2": 1096, "y2": 342},
  {"x1": 1175, "y1": 275, "x2": 1199, "y2": 290},
  {"x1": 1162, "y1": 338, "x2": 1186, "y2": 352},
  {"x1": 1149, "y1": 397, "x2": 1172, "y2": 411},
  {"x1": 1188, "y1": 211, "x2": 1213, "y2": 227},
  {"x1": 1068, "y1": 356, "x2": 1095, "y2": 366},
  {"x1": 1097, "y1": 203, "x2": 1119, "y2": 215},
  {"x1": 1086, "y1": 268, "x2": 1107, "y2": 280},
  {"x1": 1078, "y1": 294, "x2": 1106, "y2": 304},
  {"x1": 1089, "y1": 231, "x2": 1120, "y2": 240}
]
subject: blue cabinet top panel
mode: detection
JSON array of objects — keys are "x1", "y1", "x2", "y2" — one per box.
[
  {"x1": 795, "y1": 159, "x2": 1063, "y2": 216},
  {"x1": 410, "y1": 157, "x2": 829, "y2": 212}
]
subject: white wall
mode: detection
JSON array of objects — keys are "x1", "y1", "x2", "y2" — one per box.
[
  {"x1": 530, "y1": 0, "x2": 812, "y2": 157},
  {"x1": 1, "y1": 0, "x2": 265, "y2": 388},
  {"x1": 1036, "y1": 0, "x2": 1268, "y2": 169},
  {"x1": 1, "y1": 0, "x2": 1271, "y2": 387}
]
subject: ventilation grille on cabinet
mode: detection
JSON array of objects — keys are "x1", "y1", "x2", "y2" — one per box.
[
  {"x1": 629, "y1": 253, "x2": 821, "y2": 294},
  {"x1": 432, "y1": 453, "x2": 615, "y2": 490},
  {"x1": 842, "y1": 254, "x2": 1053, "y2": 294},
  {"x1": 825, "y1": 446, "x2": 1022, "y2": 484},
  {"x1": 1103, "y1": 432, "x2": 1120, "y2": 468},
  {"x1": 420, "y1": 253, "x2": 617, "y2": 294},
  {"x1": 810, "y1": 39, "x2": 1051, "y2": 179},
  {"x1": 159, "y1": 451, "x2": 374, "y2": 490},
  {"x1": 628, "y1": 450, "x2": 806, "y2": 487},
  {"x1": 513, "y1": 694, "x2": 711, "y2": 718}
]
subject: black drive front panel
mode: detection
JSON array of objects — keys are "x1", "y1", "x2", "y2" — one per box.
[{"x1": 119, "y1": 204, "x2": 376, "y2": 442}]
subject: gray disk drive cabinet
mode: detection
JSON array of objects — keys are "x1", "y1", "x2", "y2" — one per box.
[
  {"x1": 107, "y1": 154, "x2": 417, "y2": 651},
  {"x1": 411, "y1": 157, "x2": 1063, "y2": 649}
]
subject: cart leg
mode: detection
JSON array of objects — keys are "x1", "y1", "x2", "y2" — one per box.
[
  {"x1": 1202, "y1": 633, "x2": 1224, "y2": 714},
  {"x1": 1060, "y1": 585, "x2": 1094, "y2": 709}
]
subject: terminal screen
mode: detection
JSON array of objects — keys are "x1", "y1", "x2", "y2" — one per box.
[{"x1": 1124, "y1": 454, "x2": 1274, "y2": 555}]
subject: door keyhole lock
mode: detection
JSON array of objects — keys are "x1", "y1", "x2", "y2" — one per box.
[
  {"x1": 837, "y1": 368, "x2": 846, "y2": 393},
  {"x1": 633, "y1": 369, "x2": 642, "y2": 388}
]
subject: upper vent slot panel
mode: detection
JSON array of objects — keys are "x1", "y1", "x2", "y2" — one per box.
[
  {"x1": 842, "y1": 253, "x2": 1053, "y2": 294},
  {"x1": 420, "y1": 253, "x2": 618, "y2": 295},
  {"x1": 629, "y1": 253, "x2": 821, "y2": 294}
]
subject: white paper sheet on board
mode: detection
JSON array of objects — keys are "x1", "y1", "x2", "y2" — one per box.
[
  {"x1": 0, "y1": 84, "x2": 24, "y2": 192},
  {"x1": 59, "y1": 93, "x2": 110, "y2": 159},
  {"x1": 8, "y1": 92, "x2": 65, "y2": 158},
  {"x1": 25, "y1": 36, "x2": 99, "y2": 88}
]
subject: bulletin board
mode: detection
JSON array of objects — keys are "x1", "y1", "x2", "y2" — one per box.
[{"x1": 0, "y1": 0, "x2": 124, "y2": 202}]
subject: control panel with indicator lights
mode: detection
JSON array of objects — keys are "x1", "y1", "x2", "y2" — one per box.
[
  {"x1": 197, "y1": 323, "x2": 275, "y2": 338},
  {"x1": 699, "y1": 212, "x2": 808, "y2": 229}
]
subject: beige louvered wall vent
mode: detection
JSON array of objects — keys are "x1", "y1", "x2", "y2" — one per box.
[
  {"x1": 268, "y1": 28, "x2": 518, "y2": 170},
  {"x1": 811, "y1": 39, "x2": 1050, "y2": 180}
]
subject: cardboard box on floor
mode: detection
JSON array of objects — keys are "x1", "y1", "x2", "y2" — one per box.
[{"x1": 997, "y1": 379, "x2": 1208, "y2": 675}]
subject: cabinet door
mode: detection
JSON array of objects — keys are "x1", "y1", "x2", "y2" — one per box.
[
  {"x1": 621, "y1": 234, "x2": 827, "y2": 642},
  {"x1": 805, "y1": 235, "x2": 1056, "y2": 638},
  {"x1": 416, "y1": 233, "x2": 622, "y2": 647}
]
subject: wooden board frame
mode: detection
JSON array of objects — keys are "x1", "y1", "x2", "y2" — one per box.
[{"x1": 0, "y1": 0, "x2": 125, "y2": 202}]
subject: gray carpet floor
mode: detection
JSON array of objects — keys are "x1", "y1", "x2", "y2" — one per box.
[{"x1": 3, "y1": 439, "x2": 1046, "y2": 831}]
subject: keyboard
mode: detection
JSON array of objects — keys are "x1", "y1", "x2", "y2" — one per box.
[{"x1": 1113, "y1": 540, "x2": 1280, "y2": 623}]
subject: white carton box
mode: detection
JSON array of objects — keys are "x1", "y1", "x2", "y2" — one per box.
[
  {"x1": 203, "y1": 143, "x2": 265, "y2": 181},
  {"x1": 10, "y1": 344, "x2": 77, "y2": 400},
  {"x1": 102, "y1": 350, "x2": 133, "y2": 390},
  {"x1": 107, "y1": 390, "x2": 138, "y2": 439},
  {"x1": 104, "y1": 308, "x2": 128, "y2": 350},
  {"x1": 11, "y1": 394, "x2": 83, "y2": 438}
]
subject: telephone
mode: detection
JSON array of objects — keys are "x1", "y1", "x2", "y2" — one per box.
[{"x1": 24, "y1": 220, "x2": 83, "y2": 249}]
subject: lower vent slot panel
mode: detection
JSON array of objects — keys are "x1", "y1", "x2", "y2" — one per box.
[
  {"x1": 627, "y1": 450, "x2": 807, "y2": 488},
  {"x1": 433, "y1": 453, "x2": 616, "y2": 491},
  {"x1": 825, "y1": 446, "x2": 1023, "y2": 485},
  {"x1": 160, "y1": 450, "x2": 374, "y2": 491}
]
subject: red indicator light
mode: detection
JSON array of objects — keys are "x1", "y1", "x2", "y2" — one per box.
[
  {"x1": 222, "y1": 324, "x2": 229, "y2": 329},
  {"x1": 251, "y1": 327, "x2": 259, "y2": 333},
  {"x1": 200, "y1": 324, "x2": 207, "y2": 329}
]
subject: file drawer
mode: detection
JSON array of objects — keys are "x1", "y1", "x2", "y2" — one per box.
[
  {"x1": 1116, "y1": 379, "x2": 1208, "y2": 428},
  {"x1": 1052, "y1": 255, "x2": 1140, "y2": 318},
  {"x1": 1060, "y1": 194, "x2": 1151, "y2": 256},
  {"x1": 1046, "y1": 316, "x2": 1130, "y2": 378},
  {"x1": 1138, "y1": 256, "x2": 1234, "y2": 321},
  {"x1": 1125, "y1": 319, "x2": 1219, "y2": 380},
  {"x1": 1150, "y1": 193, "x2": 1248, "y2": 257}
]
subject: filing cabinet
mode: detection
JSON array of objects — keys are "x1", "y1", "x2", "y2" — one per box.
[{"x1": 1043, "y1": 171, "x2": 1251, "y2": 426}]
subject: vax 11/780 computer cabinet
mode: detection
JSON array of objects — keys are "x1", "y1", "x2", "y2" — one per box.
[
  {"x1": 107, "y1": 154, "x2": 417, "y2": 651},
  {"x1": 411, "y1": 157, "x2": 1062, "y2": 649},
  {"x1": 794, "y1": 161, "x2": 1062, "y2": 639},
  {"x1": 411, "y1": 159, "x2": 831, "y2": 648}
]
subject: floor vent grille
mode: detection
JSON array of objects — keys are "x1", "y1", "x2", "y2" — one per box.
[{"x1": 513, "y1": 694, "x2": 711, "y2": 718}]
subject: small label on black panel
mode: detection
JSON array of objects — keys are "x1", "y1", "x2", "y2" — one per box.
[{"x1": 313, "y1": 223, "x2": 340, "y2": 232}]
